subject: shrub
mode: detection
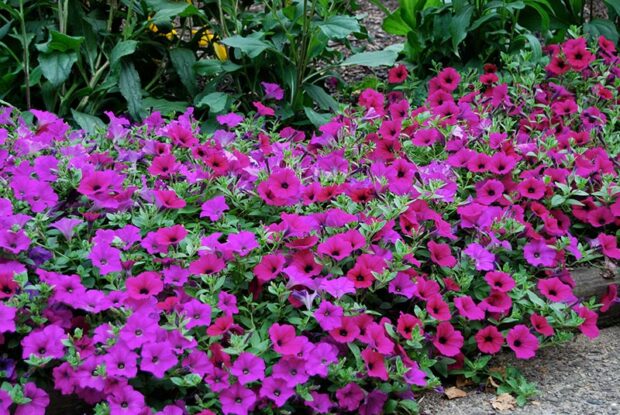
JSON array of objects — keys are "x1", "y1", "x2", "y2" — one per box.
[
  {"x1": 0, "y1": 0, "x2": 391, "y2": 125},
  {"x1": 0, "y1": 36, "x2": 618, "y2": 414},
  {"x1": 381, "y1": 0, "x2": 620, "y2": 75}
]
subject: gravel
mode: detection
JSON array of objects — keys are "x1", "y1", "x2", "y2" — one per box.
[{"x1": 419, "y1": 326, "x2": 620, "y2": 415}]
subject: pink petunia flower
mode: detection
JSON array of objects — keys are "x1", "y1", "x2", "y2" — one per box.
[
  {"x1": 507, "y1": 324, "x2": 539, "y2": 359},
  {"x1": 432, "y1": 322, "x2": 464, "y2": 357}
]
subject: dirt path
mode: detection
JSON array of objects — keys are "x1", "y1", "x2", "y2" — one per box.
[{"x1": 418, "y1": 326, "x2": 620, "y2": 415}]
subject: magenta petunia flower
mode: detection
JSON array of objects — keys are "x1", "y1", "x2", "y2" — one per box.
[
  {"x1": 272, "y1": 356, "x2": 309, "y2": 386},
  {"x1": 336, "y1": 382, "x2": 365, "y2": 411},
  {"x1": 426, "y1": 294, "x2": 451, "y2": 321},
  {"x1": 225, "y1": 231, "x2": 259, "y2": 257},
  {"x1": 220, "y1": 383, "x2": 257, "y2": 415},
  {"x1": 517, "y1": 177, "x2": 546, "y2": 200},
  {"x1": 182, "y1": 299, "x2": 212, "y2": 329},
  {"x1": 89, "y1": 243, "x2": 123, "y2": 274},
  {"x1": 329, "y1": 316, "x2": 360, "y2": 343},
  {"x1": 454, "y1": 295, "x2": 485, "y2": 320},
  {"x1": 260, "y1": 376, "x2": 294, "y2": 407},
  {"x1": 314, "y1": 300, "x2": 343, "y2": 331},
  {"x1": 388, "y1": 272, "x2": 416, "y2": 298},
  {"x1": 397, "y1": 313, "x2": 423, "y2": 339},
  {"x1": 530, "y1": 314, "x2": 555, "y2": 337},
  {"x1": 269, "y1": 323, "x2": 306, "y2": 355},
  {"x1": 105, "y1": 343, "x2": 138, "y2": 378},
  {"x1": 190, "y1": 253, "x2": 226, "y2": 275},
  {"x1": 361, "y1": 347, "x2": 388, "y2": 380},
  {"x1": 598, "y1": 233, "x2": 620, "y2": 259},
  {"x1": 537, "y1": 277, "x2": 576, "y2": 302},
  {"x1": 108, "y1": 386, "x2": 146, "y2": 415},
  {"x1": 304, "y1": 342, "x2": 338, "y2": 377},
  {"x1": 261, "y1": 82, "x2": 284, "y2": 100},
  {"x1": 15, "y1": 382, "x2": 49, "y2": 415},
  {"x1": 432, "y1": 322, "x2": 463, "y2": 357},
  {"x1": 253, "y1": 101, "x2": 275, "y2": 116},
  {"x1": 463, "y1": 243, "x2": 495, "y2": 271},
  {"x1": 0, "y1": 229, "x2": 30, "y2": 254},
  {"x1": 0, "y1": 303, "x2": 16, "y2": 333},
  {"x1": 155, "y1": 224, "x2": 188, "y2": 247},
  {"x1": 126, "y1": 271, "x2": 163, "y2": 300},
  {"x1": 21, "y1": 324, "x2": 66, "y2": 359},
  {"x1": 216, "y1": 112, "x2": 244, "y2": 128},
  {"x1": 231, "y1": 352, "x2": 265, "y2": 385},
  {"x1": 50, "y1": 218, "x2": 83, "y2": 241},
  {"x1": 154, "y1": 189, "x2": 186, "y2": 209},
  {"x1": 484, "y1": 271, "x2": 515, "y2": 292},
  {"x1": 474, "y1": 326, "x2": 504, "y2": 354},
  {"x1": 317, "y1": 234, "x2": 353, "y2": 261},
  {"x1": 427, "y1": 240, "x2": 457, "y2": 268},
  {"x1": 218, "y1": 291, "x2": 238, "y2": 316},
  {"x1": 140, "y1": 341, "x2": 178, "y2": 378},
  {"x1": 200, "y1": 195, "x2": 229, "y2": 221},
  {"x1": 480, "y1": 290, "x2": 513, "y2": 314},
  {"x1": 574, "y1": 305, "x2": 599, "y2": 339},
  {"x1": 523, "y1": 240, "x2": 556, "y2": 267},
  {"x1": 507, "y1": 324, "x2": 539, "y2": 359}
]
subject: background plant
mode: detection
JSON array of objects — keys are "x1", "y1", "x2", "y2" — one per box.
[{"x1": 380, "y1": 0, "x2": 620, "y2": 75}]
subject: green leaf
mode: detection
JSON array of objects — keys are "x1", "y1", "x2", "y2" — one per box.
[
  {"x1": 303, "y1": 84, "x2": 339, "y2": 111},
  {"x1": 110, "y1": 40, "x2": 138, "y2": 68},
  {"x1": 119, "y1": 61, "x2": 143, "y2": 121},
  {"x1": 38, "y1": 52, "x2": 78, "y2": 87},
  {"x1": 195, "y1": 92, "x2": 229, "y2": 113},
  {"x1": 303, "y1": 107, "x2": 331, "y2": 127},
  {"x1": 514, "y1": 33, "x2": 542, "y2": 61},
  {"x1": 604, "y1": 0, "x2": 620, "y2": 17},
  {"x1": 316, "y1": 15, "x2": 360, "y2": 39},
  {"x1": 450, "y1": 5, "x2": 474, "y2": 54},
  {"x1": 169, "y1": 48, "x2": 198, "y2": 95},
  {"x1": 383, "y1": 11, "x2": 413, "y2": 35},
  {"x1": 194, "y1": 59, "x2": 223, "y2": 76},
  {"x1": 222, "y1": 35, "x2": 270, "y2": 59},
  {"x1": 341, "y1": 49, "x2": 399, "y2": 67},
  {"x1": 585, "y1": 19, "x2": 619, "y2": 43},
  {"x1": 71, "y1": 110, "x2": 105, "y2": 135},
  {"x1": 36, "y1": 31, "x2": 84, "y2": 53}
]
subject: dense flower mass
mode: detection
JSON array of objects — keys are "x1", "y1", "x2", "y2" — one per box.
[{"x1": 0, "y1": 37, "x2": 619, "y2": 414}]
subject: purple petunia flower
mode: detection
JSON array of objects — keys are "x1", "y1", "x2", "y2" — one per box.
[
  {"x1": 463, "y1": 243, "x2": 495, "y2": 271},
  {"x1": 220, "y1": 383, "x2": 256, "y2": 415},
  {"x1": 524, "y1": 240, "x2": 557, "y2": 267},
  {"x1": 230, "y1": 352, "x2": 265, "y2": 384}
]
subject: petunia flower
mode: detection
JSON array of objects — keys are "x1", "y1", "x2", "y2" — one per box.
[
  {"x1": 0, "y1": 303, "x2": 16, "y2": 333},
  {"x1": 269, "y1": 323, "x2": 306, "y2": 355},
  {"x1": 463, "y1": 243, "x2": 495, "y2": 271},
  {"x1": 140, "y1": 341, "x2": 178, "y2": 378},
  {"x1": 530, "y1": 314, "x2": 555, "y2": 337},
  {"x1": 314, "y1": 301, "x2": 343, "y2": 331},
  {"x1": 432, "y1": 322, "x2": 464, "y2": 357},
  {"x1": 507, "y1": 324, "x2": 539, "y2": 359},
  {"x1": 336, "y1": 383, "x2": 365, "y2": 411},
  {"x1": 537, "y1": 277, "x2": 576, "y2": 302},
  {"x1": 427, "y1": 240, "x2": 457, "y2": 268},
  {"x1": 50, "y1": 218, "x2": 83, "y2": 241},
  {"x1": 361, "y1": 347, "x2": 388, "y2": 380},
  {"x1": 259, "y1": 376, "x2": 294, "y2": 408},
  {"x1": 15, "y1": 383, "x2": 49, "y2": 415},
  {"x1": 454, "y1": 295, "x2": 485, "y2": 320},
  {"x1": 484, "y1": 271, "x2": 515, "y2": 292},
  {"x1": 220, "y1": 383, "x2": 256, "y2": 415},
  {"x1": 231, "y1": 352, "x2": 265, "y2": 385},
  {"x1": 200, "y1": 195, "x2": 229, "y2": 221},
  {"x1": 523, "y1": 240, "x2": 556, "y2": 267},
  {"x1": 126, "y1": 271, "x2": 163, "y2": 300},
  {"x1": 474, "y1": 326, "x2": 504, "y2": 354}
]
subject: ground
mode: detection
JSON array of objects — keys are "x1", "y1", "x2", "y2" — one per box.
[{"x1": 418, "y1": 326, "x2": 620, "y2": 414}]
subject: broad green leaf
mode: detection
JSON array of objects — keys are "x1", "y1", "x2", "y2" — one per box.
[
  {"x1": 169, "y1": 48, "x2": 198, "y2": 95},
  {"x1": 38, "y1": 52, "x2": 77, "y2": 86},
  {"x1": 303, "y1": 84, "x2": 339, "y2": 111},
  {"x1": 143, "y1": 97, "x2": 188, "y2": 115},
  {"x1": 514, "y1": 33, "x2": 542, "y2": 61},
  {"x1": 36, "y1": 31, "x2": 83, "y2": 53},
  {"x1": 450, "y1": 6, "x2": 474, "y2": 54},
  {"x1": 195, "y1": 92, "x2": 229, "y2": 113},
  {"x1": 383, "y1": 11, "x2": 413, "y2": 35},
  {"x1": 222, "y1": 35, "x2": 270, "y2": 59},
  {"x1": 303, "y1": 107, "x2": 331, "y2": 128},
  {"x1": 341, "y1": 49, "x2": 399, "y2": 67},
  {"x1": 194, "y1": 59, "x2": 223, "y2": 76},
  {"x1": 71, "y1": 110, "x2": 105, "y2": 135},
  {"x1": 604, "y1": 0, "x2": 620, "y2": 17},
  {"x1": 119, "y1": 61, "x2": 143, "y2": 121},
  {"x1": 316, "y1": 15, "x2": 360, "y2": 39},
  {"x1": 585, "y1": 19, "x2": 619, "y2": 43},
  {"x1": 110, "y1": 40, "x2": 138, "y2": 68}
]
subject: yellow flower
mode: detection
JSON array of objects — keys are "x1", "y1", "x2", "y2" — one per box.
[
  {"x1": 213, "y1": 42, "x2": 228, "y2": 61},
  {"x1": 164, "y1": 29, "x2": 177, "y2": 41},
  {"x1": 195, "y1": 29, "x2": 228, "y2": 61}
]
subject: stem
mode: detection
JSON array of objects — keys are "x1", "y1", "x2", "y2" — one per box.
[{"x1": 18, "y1": 0, "x2": 31, "y2": 109}]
